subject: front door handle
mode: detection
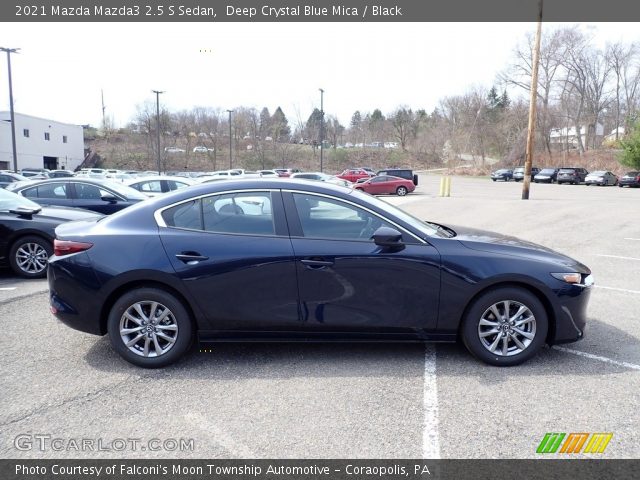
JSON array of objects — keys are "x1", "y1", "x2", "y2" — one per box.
[
  {"x1": 301, "y1": 259, "x2": 334, "y2": 269},
  {"x1": 176, "y1": 252, "x2": 209, "y2": 264}
]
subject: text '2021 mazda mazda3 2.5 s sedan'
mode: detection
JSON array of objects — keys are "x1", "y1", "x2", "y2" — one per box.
[{"x1": 48, "y1": 179, "x2": 593, "y2": 368}]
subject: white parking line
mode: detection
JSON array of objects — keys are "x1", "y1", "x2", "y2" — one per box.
[
  {"x1": 0, "y1": 287, "x2": 17, "y2": 291},
  {"x1": 553, "y1": 346, "x2": 640, "y2": 371},
  {"x1": 422, "y1": 345, "x2": 440, "y2": 459},
  {"x1": 595, "y1": 254, "x2": 640, "y2": 261},
  {"x1": 595, "y1": 285, "x2": 640, "y2": 295},
  {"x1": 623, "y1": 238, "x2": 640, "y2": 241}
]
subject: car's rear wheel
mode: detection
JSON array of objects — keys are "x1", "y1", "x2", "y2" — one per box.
[
  {"x1": 9, "y1": 235, "x2": 52, "y2": 279},
  {"x1": 461, "y1": 287, "x2": 548, "y2": 366},
  {"x1": 107, "y1": 288, "x2": 194, "y2": 368},
  {"x1": 396, "y1": 186, "x2": 408, "y2": 196}
]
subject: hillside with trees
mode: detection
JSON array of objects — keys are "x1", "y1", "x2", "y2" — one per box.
[{"x1": 86, "y1": 26, "x2": 640, "y2": 175}]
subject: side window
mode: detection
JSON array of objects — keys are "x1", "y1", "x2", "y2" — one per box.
[
  {"x1": 36, "y1": 183, "x2": 67, "y2": 199},
  {"x1": 167, "y1": 180, "x2": 188, "y2": 191},
  {"x1": 292, "y1": 193, "x2": 393, "y2": 241},
  {"x1": 138, "y1": 181, "x2": 162, "y2": 193},
  {"x1": 22, "y1": 187, "x2": 39, "y2": 198},
  {"x1": 162, "y1": 199, "x2": 202, "y2": 230},
  {"x1": 202, "y1": 192, "x2": 274, "y2": 235},
  {"x1": 75, "y1": 183, "x2": 114, "y2": 200}
]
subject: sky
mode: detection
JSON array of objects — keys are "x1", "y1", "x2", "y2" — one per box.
[{"x1": 1, "y1": 22, "x2": 639, "y2": 130}]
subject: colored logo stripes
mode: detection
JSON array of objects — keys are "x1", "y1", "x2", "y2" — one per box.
[{"x1": 537, "y1": 433, "x2": 613, "y2": 454}]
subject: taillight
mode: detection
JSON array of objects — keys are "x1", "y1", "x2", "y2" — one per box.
[
  {"x1": 54, "y1": 239, "x2": 93, "y2": 256},
  {"x1": 636, "y1": 175, "x2": 640, "y2": 182}
]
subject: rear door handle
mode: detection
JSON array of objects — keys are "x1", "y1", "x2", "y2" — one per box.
[
  {"x1": 176, "y1": 253, "x2": 209, "y2": 264},
  {"x1": 300, "y1": 259, "x2": 334, "y2": 269}
]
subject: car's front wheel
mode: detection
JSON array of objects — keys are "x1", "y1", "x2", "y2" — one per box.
[
  {"x1": 9, "y1": 235, "x2": 52, "y2": 278},
  {"x1": 396, "y1": 186, "x2": 408, "y2": 196},
  {"x1": 461, "y1": 287, "x2": 548, "y2": 366},
  {"x1": 107, "y1": 288, "x2": 194, "y2": 368}
]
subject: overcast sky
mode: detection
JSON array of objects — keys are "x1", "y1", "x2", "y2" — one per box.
[{"x1": 1, "y1": 22, "x2": 638, "y2": 129}]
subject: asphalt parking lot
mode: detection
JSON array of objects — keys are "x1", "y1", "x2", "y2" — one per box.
[{"x1": 0, "y1": 175, "x2": 638, "y2": 459}]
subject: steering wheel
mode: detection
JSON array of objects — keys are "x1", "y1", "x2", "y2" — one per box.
[{"x1": 358, "y1": 216, "x2": 380, "y2": 239}]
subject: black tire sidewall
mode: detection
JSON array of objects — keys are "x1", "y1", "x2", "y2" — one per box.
[
  {"x1": 107, "y1": 288, "x2": 193, "y2": 368},
  {"x1": 9, "y1": 235, "x2": 52, "y2": 279},
  {"x1": 461, "y1": 287, "x2": 548, "y2": 366}
]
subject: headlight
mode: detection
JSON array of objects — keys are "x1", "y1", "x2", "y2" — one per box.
[{"x1": 551, "y1": 272, "x2": 593, "y2": 287}]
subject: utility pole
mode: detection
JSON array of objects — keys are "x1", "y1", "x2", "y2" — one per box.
[
  {"x1": 101, "y1": 89, "x2": 107, "y2": 133},
  {"x1": 522, "y1": 0, "x2": 543, "y2": 200},
  {"x1": 226, "y1": 109, "x2": 234, "y2": 169},
  {"x1": 319, "y1": 88, "x2": 324, "y2": 173},
  {"x1": 152, "y1": 90, "x2": 164, "y2": 175},
  {"x1": 1, "y1": 47, "x2": 20, "y2": 173}
]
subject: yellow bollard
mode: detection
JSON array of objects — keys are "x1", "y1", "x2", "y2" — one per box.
[
  {"x1": 439, "y1": 177, "x2": 445, "y2": 197},
  {"x1": 445, "y1": 176, "x2": 451, "y2": 197}
]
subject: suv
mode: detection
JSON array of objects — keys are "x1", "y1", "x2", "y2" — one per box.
[
  {"x1": 557, "y1": 168, "x2": 588, "y2": 185},
  {"x1": 513, "y1": 166, "x2": 540, "y2": 181},
  {"x1": 376, "y1": 168, "x2": 418, "y2": 186}
]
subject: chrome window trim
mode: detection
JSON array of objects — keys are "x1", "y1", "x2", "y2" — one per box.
[{"x1": 154, "y1": 188, "x2": 278, "y2": 229}]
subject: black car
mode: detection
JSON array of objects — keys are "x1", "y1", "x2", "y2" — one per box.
[
  {"x1": 490, "y1": 169, "x2": 513, "y2": 182},
  {"x1": 49, "y1": 179, "x2": 592, "y2": 368},
  {"x1": 557, "y1": 167, "x2": 589, "y2": 185},
  {"x1": 6, "y1": 178, "x2": 147, "y2": 214},
  {"x1": 533, "y1": 168, "x2": 559, "y2": 183},
  {"x1": 619, "y1": 171, "x2": 640, "y2": 188},
  {"x1": 0, "y1": 172, "x2": 28, "y2": 189},
  {"x1": 376, "y1": 169, "x2": 418, "y2": 186},
  {"x1": 0, "y1": 188, "x2": 101, "y2": 278},
  {"x1": 513, "y1": 166, "x2": 540, "y2": 181}
]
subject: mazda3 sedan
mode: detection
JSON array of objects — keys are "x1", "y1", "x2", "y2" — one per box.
[{"x1": 48, "y1": 180, "x2": 593, "y2": 368}]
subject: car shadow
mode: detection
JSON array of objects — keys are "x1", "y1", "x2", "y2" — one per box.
[{"x1": 83, "y1": 317, "x2": 638, "y2": 379}]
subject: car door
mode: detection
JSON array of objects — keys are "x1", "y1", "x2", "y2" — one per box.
[
  {"x1": 282, "y1": 191, "x2": 441, "y2": 337},
  {"x1": 157, "y1": 189, "x2": 300, "y2": 333},
  {"x1": 367, "y1": 176, "x2": 389, "y2": 194}
]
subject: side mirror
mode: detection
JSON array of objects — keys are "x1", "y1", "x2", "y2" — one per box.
[
  {"x1": 101, "y1": 195, "x2": 118, "y2": 203},
  {"x1": 372, "y1": 226, "x2": 404, "y2": 248}
]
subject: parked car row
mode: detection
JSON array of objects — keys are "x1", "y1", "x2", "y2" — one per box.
[{"x1": 492, "y1": 166, "x2": 638, "y2": 187}]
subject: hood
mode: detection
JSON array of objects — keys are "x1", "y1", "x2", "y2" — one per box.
[
  {"x1": 450, "y1": 225, "x2": 590, "y2": 272},
  {"x1": 36, "y1": 206, "x2": 104, "y2": 222}
]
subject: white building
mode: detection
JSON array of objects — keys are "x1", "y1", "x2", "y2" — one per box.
[
  {"x1": 0, "y1": 112, "x2": 84, "y2": 172},
  {"x1": 549, "y1": 123, "x2": 604, "y2": 147}
]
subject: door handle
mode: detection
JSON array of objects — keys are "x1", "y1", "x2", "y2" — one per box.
[
  {"x1": 301, "y1": 259, "x2": 334, "y2": 269},
  {"x1": 175, "y1": 253, "x2": 209, "y2": 264}
]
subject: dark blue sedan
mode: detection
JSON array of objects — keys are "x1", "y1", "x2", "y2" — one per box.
[{"x1": 48, "y1": 180, "x2": 593, "y2": 368}]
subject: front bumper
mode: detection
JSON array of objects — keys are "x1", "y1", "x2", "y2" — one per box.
[{"x1": 549, "y1": 281, "x2": 592, "y2": 344}]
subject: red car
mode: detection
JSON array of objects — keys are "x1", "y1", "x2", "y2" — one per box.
[
  {"x1": 337, "y1": 168, "x2": 374, "y2": 183},
  {"x1": 354, "y1": 175, "x2": 416, "y2": 196}
]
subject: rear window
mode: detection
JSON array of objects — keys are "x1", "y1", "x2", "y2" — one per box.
[
  {"x1": 513, "y1": 168, "x2": 524, "y2": 173},
  {"x1": 625, "y1": 171, "x2": 639, "y2": 176},
  {"x1": 559, "y1": 169, "x2": 576, "y2": 173}
]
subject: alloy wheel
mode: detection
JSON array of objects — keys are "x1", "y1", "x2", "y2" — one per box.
[
  {"x1": 477, "y1": 300, "x2": 536, "y2": 357},
  {"x1": 15, "y1": 242, "x2": 49, "y2": 275},
  {"x1": 119, "y1": 301, "x2": 179, "y2": 357}
]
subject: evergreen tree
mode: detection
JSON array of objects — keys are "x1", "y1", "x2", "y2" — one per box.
[{"x1": 271, "y1": 107, "x2": 290, "y2": 141}]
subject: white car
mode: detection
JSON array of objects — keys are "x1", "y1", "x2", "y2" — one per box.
[
  {"x1": 124, "y1": 176, "x2": 194, "y2": 197},
  {"x1": 193, "y1": 146, "x2": 214, "y2": 153},
  {"x1": 164, "y1": 147, "x2": 186, "y2": 153}
]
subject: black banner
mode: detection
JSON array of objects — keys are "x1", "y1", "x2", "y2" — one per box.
[
  {"x1": 2, "y1": 0, "x2": 640, "y2": 22},
  {"x1": 2, "y1": 459, "x2": 639, "y2": 480}
]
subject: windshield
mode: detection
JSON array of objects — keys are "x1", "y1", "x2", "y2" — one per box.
[
  {"x1": 349, "y1": 188, "x2": 445, "y2": 238},
  {"x1": 0, "y1": 187, "x2": 42, "y2": 211},
  {"x1": 559, "y1": 169, "x2": 576, "y2": 173}
]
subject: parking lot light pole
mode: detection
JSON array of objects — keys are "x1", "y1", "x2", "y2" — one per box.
[
  {"x1": 319, "y1": 88, "x2": 324, "y2": 173},
  {"x1": 227, "y1": 109, "x2": 234, "y2": 169},
  {"x1": 152, "y1": 90, "x2": 164, "y2": 175},
  {"x1": 1, "y1": 47, "x2": 20, "y2": 173}
]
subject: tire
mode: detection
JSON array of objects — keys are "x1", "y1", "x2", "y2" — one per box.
[
  {"x1": 396, "y1": 186, "x2": 408, "y2": 196},
  {"x1": 461, "y1": 287, "x2": 548, "y2": 366},
  {"x1": 492, "y1": 179, "x2": 496, "y2": 182},
  {"x1": 9, "y1": 235, "x2": 52, "y2": 279},
  {"x1": 107, "y1": 288, "x2": 194, "y2": 368}
]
